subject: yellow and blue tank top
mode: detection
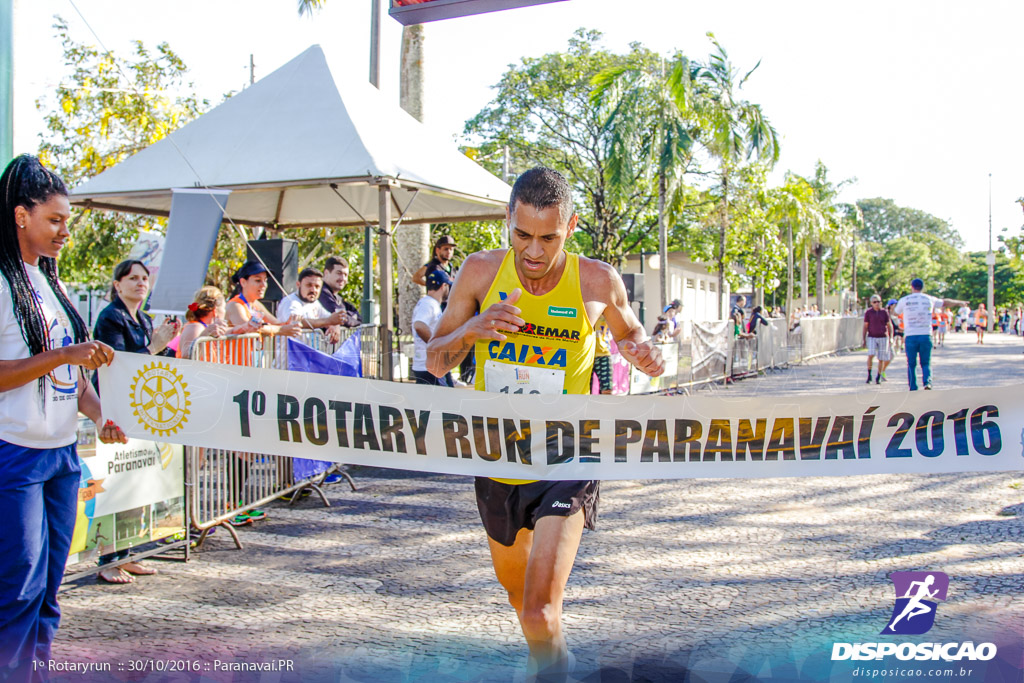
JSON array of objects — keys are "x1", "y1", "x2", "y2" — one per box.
[
  {"x1": 474, "y1": 249, "x2": 596, "y2": 484},
  {"x1": 475, "y1": 249, "x2": 595, "y2": 395}
]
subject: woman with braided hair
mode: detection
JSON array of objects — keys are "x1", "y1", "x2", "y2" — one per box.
[{"x1": 0, "y1": 155, "x2": 128, "y2": 679}]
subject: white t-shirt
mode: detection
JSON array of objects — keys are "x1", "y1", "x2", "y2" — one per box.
[
  {"x1": 895, "y1": 292, "x2": 943, "y2": 337},
  {"x1": 277, "y1": 292, "x2": 330, "y2": 323},
  {"x1": 0, "y1": 264, "x2": 80, "y2": 448},
  {"x1": 957, "y1": 305, "x2": 970, "y2": 321},
  {"x1": 411, "y1": 295, "x2": 442, "y2": 372}
]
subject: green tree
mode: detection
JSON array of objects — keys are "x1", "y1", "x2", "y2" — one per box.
[
  {"x1": 946, "y1": 252, "x2": 1024, "y2": 307},
  {"x1": 37, "y1": 18, "x2": 211, "y2": 287},
  {"x1": 591, "y1": 50, "x2": 697, "y2": 307},
  {"x1": 804, "y1": 161, "x2": 853, "y2": 311},
  {"x1": 767, "y1": 173, "x2": 819, "y2": 314},
  {"x1": 726, "y1": 164, "x2": 786, "y2": 303},
  {"x1": 466, "y1": 30, "x2": 669, "y2": 264},
  {"x1": 862, "y1": 236, "x2": 935, "y2": 301},
  {"x1": 855, "y1": 197, "x2": 964, "y2": 297},
  {"x1": 694, "y1": 33, "x2": 780, "y2": 314}
]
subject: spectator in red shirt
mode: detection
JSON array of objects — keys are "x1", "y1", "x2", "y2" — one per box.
[{"x1": 863, "y1": 295, "x2": 894, "y2": 384}]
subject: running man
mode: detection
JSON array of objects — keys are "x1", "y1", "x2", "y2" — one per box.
[
  {"x1": 426, "y1": 167, "x2": 663, "y2": 680},
  {"x1": 862, "y1": 295, "x2": 893, "y2": 384},
  {"x1": 886, "y1": 574, "x2": 939, "y2": 632},
  {"x1": 974, "y1": 303, "x2": 989, "y2": 344}
]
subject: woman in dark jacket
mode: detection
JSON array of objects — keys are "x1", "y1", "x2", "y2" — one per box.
[{"x1": 91, "y1": 259, "x2": 179, "y2": 583}]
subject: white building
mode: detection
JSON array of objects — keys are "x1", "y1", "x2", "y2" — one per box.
[{"x1": 621, "y1": 253, "x2": 731, "y2": 334}]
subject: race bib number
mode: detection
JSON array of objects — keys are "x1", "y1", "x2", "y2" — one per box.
[{"x1": 484, "y1": 360, "x2": 565, "y2": 395}]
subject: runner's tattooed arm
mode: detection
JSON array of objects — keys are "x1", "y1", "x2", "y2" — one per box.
[{"x1": 426, "y1": 250, "x2": 524, "y2": 377}]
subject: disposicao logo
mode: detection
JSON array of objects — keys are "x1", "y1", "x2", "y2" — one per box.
[
  {"x1": 831, "y1": 571, "x2": 997, "y2": 663},
  {"x1": 882, "y1": 571, "x2": 948, "y2": 635}
]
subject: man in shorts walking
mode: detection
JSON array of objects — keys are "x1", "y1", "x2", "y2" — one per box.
[
  {"x1": 427, "y1": 167, "x2": 663, "y2": 680},
  {"x1": 863, "y1": 295, "x2": 893, "y2": 384}
]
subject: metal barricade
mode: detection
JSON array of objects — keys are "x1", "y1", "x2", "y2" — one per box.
[
  {"x1": 787, "y1": 325, "x2": 804, "y2": 365},
  {"x1": 731, "y1": 336, "x2": 758, "y2": 379},
  {"x1": 184, "y1": 328, "x2": 378, "y2": 549}
]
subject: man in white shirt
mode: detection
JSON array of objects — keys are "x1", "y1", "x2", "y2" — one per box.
[
  {"x1": 411, "y1": 269, "x2": 452, "y2": 386},
  {"x1": 894, "y1": 278, "x2": 965, "y2": 390},
  {"x1": 956, "y1": 304, "x2": 971, "y2": 333},
  {"x1": 277, "y1": 268, "x2": 345, "y2": 344}
]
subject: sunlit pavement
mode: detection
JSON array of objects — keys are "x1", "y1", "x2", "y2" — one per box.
[{"x1": 53, "y1": 331, "x2": 1024, "y2": 682}]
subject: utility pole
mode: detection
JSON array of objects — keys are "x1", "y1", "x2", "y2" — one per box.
[
  {"x1": 852, "y1": 204, "x2": 862, "y2": 312},
  {"x1": 369, "y1": 0, "x2": 380, "y2": 88},
  {"x1": 501, "y1": 145, "x2": 510, "y2": 247},
  {"x1": 363, "y1": 0, "x2": 381, "y2": 326},
  {"x1": 987, "y1": 173, "x2": 995, "y2": 332},
  {"x1": 1, "y1": 0, "x2": 13, "y2": 164},
  {"x1": 249, "y1": 54, "x2": 255, "y2": 86}
]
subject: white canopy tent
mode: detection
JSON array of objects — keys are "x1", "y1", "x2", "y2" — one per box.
[
  {"x1": 70, "y1": 45, "x2": 511, "y2": 378},
  {"x1": 70, "y1": 44, "x2": 510, "y2": 227}
]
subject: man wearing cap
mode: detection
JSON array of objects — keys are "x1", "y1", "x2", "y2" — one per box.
[
  {"x1": 413, "y1": 235, "x2": 458, "y2": 287},
  {"x1": 894, "y1": 278, "x2": 966, "y2": 391},
  {"x1": 411, "y1": 270, "x2": 453, "y2": 386},
  {"x1": 225, "y1": 261, "x2": 302, "y2": 337},
  {"x1": 863, "y1": 295, "x2": 893, "y2": 384}
]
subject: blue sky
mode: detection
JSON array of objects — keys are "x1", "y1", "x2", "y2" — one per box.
[{"x1": 12, "y1": 0, "x2": 1024, "y2": 252}]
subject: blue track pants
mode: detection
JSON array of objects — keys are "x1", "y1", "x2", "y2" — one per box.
[{"x1": 0, "y1": 440, "x2": 79, "y2": 682}]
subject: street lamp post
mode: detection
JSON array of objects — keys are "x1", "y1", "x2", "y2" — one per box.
[{"x1": 987, "y1": 173, "x2": 994, "y2": 332}]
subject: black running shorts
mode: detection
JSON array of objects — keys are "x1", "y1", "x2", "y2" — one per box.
[{"x1": 474, "y1": 478, "x2": 599, "y2": 547}]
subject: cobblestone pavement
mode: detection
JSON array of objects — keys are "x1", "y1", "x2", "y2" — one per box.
[{"x1": 55, "y1": 332, "x2": 1024, "y2": 682}]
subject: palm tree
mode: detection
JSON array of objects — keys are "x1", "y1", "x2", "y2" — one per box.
[
  {"x1": 694, "y1": 33, "x2": 779, "y2": 316},
  {"x1": 806, "y1": 161, "x2": 852, "y2": 312},
  {"x1": 768, "y1": 174, "x2": 818, "y2": 318},
  {"x1": 591, "y1": 52, "x2": 697, "y2": 311}
]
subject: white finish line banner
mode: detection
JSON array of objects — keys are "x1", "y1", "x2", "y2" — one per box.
[{"x1": 98, "y1": 354, "x2": 1024, "y2": 481}]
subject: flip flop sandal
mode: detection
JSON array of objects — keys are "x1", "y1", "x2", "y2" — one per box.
[
  {"x1": 242, "y1": 509, "x2": 267, "y2": 521},
  {"x1": 228, "y1": 514, "x2": 253, "y2": 527}
]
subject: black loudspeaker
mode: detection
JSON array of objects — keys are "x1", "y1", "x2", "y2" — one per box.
[
  {"x1": 621, "y1": 273, "x2": 644, "y2": 303},
  {"x1": 246, "y1": 239, "x2": 298, "y2": 302}
]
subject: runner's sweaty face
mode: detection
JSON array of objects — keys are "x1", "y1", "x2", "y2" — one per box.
[{"x1": 507, "y1": 202, "x2": 577, "y2": 282}]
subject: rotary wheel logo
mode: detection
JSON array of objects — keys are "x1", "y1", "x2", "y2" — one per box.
[{"x1": 128, "y1": 362, "x2": 191, "y2": 437}]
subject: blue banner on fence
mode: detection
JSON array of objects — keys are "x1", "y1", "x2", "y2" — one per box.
[{"x1": 286, "y1": 337, "x2": 360, "y2": 479}]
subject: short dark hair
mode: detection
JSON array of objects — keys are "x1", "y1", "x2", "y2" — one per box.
[
  {"x1": 509, "y1": 167, "x2": 574, "y2": 224},
  {"x1": 324, "y1": 255, "x2": 348, "y2": 273},
  {"x1": 298, "y1": 267, "x2": 323, "y2": 282},
  {"x1": 911, "y1": 277, "x2": 924, "y2": 291}
]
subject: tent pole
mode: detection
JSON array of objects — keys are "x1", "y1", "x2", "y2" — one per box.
[
  {"x1": 378, "y1": 182, "x2": 394, "y2": 381},
  {"x1": 362, "y1": 224, "x2": 374, "y2": 327}
]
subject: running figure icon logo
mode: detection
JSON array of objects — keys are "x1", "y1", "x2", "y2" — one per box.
[{"x1": 881, "y1": 571, "x2": 949, "y2": 635}]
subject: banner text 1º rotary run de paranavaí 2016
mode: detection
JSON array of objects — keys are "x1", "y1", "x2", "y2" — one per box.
[{"x1": 99, "y1": 353, "x2": 1024, "y2": 481}]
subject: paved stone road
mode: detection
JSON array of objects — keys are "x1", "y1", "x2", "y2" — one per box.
[{"x1": 55, "y1": 332, "x2": 1024, "y2": 682}]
